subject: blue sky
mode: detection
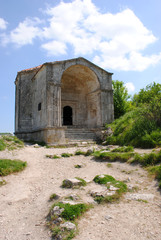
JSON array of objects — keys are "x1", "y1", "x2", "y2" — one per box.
[{"x1": 0, "y1": 0, "x2": 161, "y2": 133}]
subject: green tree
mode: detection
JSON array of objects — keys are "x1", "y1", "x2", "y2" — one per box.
[
  {"x1": 112, "y1": 80, "x2": 130, "y2": 119},
  {"x1": 132, "y1": 82, "x2": 161, "y2": 106}
]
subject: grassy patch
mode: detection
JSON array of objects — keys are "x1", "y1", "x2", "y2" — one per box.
[
  {"x1": 74, "y1": 164, "x2": 82, "y2": 168},
  {"x1": 54, "y1": 202, "x2": 90, "y2": 221},
  {"x1": 46, "y1": 154, "x2": 60, "y2": 159},
  {"x1": 0, "y1": 135, "x2": 24, "y2": 151},
  {"x1": 93, "y1": 151, "x2": 134, "y2": 162},
  {"x1": 107, "y1": 163, "x2": 113, "y2": 168},
  {"x1": 47, "y1": 202, "x2": 91, "y2": 240},
  {"x1": 146, "y1": 165, "x2": 161, "y2": 188},
  {"x1": 137, "y1": 199, "x2": 148, "y2": 203},
  {"x1": 75, "y1": 177, "x2": 87, "y2": 186},
  {"x1": 131, "y1": 151, "x2": 161, "y2": 166},
  {"x1": 112, "y1": 146, "x2": 134, "y2": 152},
  {"x1": 93, "y1": 174, "x2": 127, "y2": 204},
  {"x1": 49, "y1": 193, "x2": 60, "y2": 201},
  {"x1": 105, "y1": 108, "x2": 161, "y2": 148},
  {"x1": 75, "y1": 150, "x2": 86, "y2": 156},
  {"x1": 0, "y1": 179, "x2": 6, "y2": 186},
  {"x1": 75, "y1": 149, "x2": 93, "y2": 156},
  {"x1": 0, "y1": 159, "x2": 27, "y2": 176},
  {"x1": 61, "y1": 153, "x2": 73, "y2": 158}
]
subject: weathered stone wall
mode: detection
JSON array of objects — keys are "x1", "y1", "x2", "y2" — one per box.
[
  {"x1": 15, "y1": 71, "x2": 36, "y2": 132},
  {"x1": 32, "y1": 66, "x2": 47, "y2": 130}
]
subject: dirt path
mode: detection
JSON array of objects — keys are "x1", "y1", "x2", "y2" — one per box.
[{"x1": 0, "y1": 145, "x2": 161, "y2": 240}]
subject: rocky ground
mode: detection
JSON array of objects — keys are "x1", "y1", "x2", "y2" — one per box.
[{"x1": 0, "y1": 144, "x2": 161, "y2": 240}]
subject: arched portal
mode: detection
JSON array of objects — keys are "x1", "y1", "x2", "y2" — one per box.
[
  {"x1": 61, "y1": 64, "x2": 101, "y2": 128},
  {"x1": 63, "y1": 106, "x2": 73, "y2": 125}
]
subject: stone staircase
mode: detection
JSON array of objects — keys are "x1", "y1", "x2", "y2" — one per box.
[{"x1": 65, "y1": 127, "x2": 98, "y2": 143}]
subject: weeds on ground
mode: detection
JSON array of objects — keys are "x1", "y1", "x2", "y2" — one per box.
[
  {"x1": 75, "y1": 149, "x2": 93, "y2": 156},
  {"x1": 93, "y1": 174, "x2": 127, "y2": 204},
  {"x1": 75, "y1": 177, "x2": 87, "y2": 186},
  {"x1": 107, "y1": 163, "x2": 113, "y2": 168},
  {"x1": 92, "y1": 151, "x2": 134, "y2": 162},
  {"x1": 0, "y1": 179, "x2": 6, "y2": 186},
  {"x1": 0, "y1": 159, "x2": 27, "y2": 176},
  {"x1": 0, "y1": 135, "x2": 24, "y2": 151},
  {"x1": 49, "y1": 193, "x2": 60, "y2": 201},
  {"x1": 47, "y1": 202, "x2": 92, "y2": 240},
  {"x1": 62, "y1": 177, "x2": 87, "y2": 188},
  {"x1": 74, "y1": 164, "x2": 82, "y2": 168},
  {"x1": 112, "y1": 146, "x2": 134, "y2": 152},
  {"x1": 46, "y1": 154, "x2": 60, "y2": 159},
  {"x1": 146, "y1": 165, "x2": 161, "y2": 188},
  {"x1": 131, "y1": 150, "x2": 161, "y2": 166},
  {"x1": 61, "y1": 153, "x2": 73, "y2": 158}
]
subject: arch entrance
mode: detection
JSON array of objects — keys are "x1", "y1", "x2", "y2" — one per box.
[
  {"x1": 61, "y1": 65, "x2": 101, "y2": 128},
  {"x1": 63, "y1": 106, "x2": 73, "y2": 126}
]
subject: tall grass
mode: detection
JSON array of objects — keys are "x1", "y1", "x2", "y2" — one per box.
[{"x1": 106, "y1": 108, "x2": 161, "y2": 148}]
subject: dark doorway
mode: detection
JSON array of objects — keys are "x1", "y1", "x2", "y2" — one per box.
[{"x1": 63, "y1": 106, "x2": 73, "y2": 125}]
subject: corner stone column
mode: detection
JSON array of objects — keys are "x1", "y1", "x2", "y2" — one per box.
[
  {"x1": 47, "y1": 82, "x2": 61, "y2": 127},
  {"x1": 53, "y1": 84, "x2": 61, "y2": 127}
]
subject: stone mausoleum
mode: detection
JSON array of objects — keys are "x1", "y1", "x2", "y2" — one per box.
[{"x1": 15, "y1": 57, "x2": 114, "y2": 144}]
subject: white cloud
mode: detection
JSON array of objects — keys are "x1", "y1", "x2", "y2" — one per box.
[
  {"x1": 42, "y1": 40, "x2": 67, "y2": 56},
  {"x1": 40, "y1": 0, "x2": 160, "y2": 71},
  {"x1": 3, "y1": 17, "x2": 42, "y2": 47},
  {"x1": 125, "y1": 82, "x2": 135, "y2": 93},
  {"x1": 1, "y1": 0, "x2": 161, "y2": 71},
  {"x1": 0, "y1": 18, "x2": 8, "y2": 30}
]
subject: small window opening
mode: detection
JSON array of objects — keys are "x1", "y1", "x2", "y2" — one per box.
[{"x1": 38, "y1": 102, "x2": 41, "y2": 111}]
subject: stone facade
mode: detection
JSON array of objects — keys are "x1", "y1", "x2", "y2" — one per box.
[{"x1": 15, "y1": 57, "x2": 114, "y2": 144}]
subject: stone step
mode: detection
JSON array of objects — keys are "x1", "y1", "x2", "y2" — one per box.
[{"x1": 65, "y1": 128, "x2": 97, "y2": 141}]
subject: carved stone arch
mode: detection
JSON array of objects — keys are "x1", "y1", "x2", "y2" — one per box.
[{"x1": 61, "y1": 64, "x2": 102, "y2": 128}]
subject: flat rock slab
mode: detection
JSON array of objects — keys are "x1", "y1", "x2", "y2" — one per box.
[
  {"x1": 62, "y1": 178, "x2": 82, "y2": 188},
  {"x1": 125, "y1": 193, "x2": 155, "y2": 201},
  {"x1": 60, "y1": 221, "x2": 76, "y2": 231}
]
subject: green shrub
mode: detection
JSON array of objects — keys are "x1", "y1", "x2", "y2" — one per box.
[
  {"x1": 105, "y1": 106, "x2": 161, "y2": 148},
  {"x1": 0, "y1": 159, "x2": 27, "y2": 176}
]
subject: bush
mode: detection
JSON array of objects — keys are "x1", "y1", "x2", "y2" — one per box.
[
  {"x1": 0, "y1": 159, "x2": 27, "y2": 176},
  {"x1": 105, "y1": 107, "x2": 161, "y2": 148}
]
